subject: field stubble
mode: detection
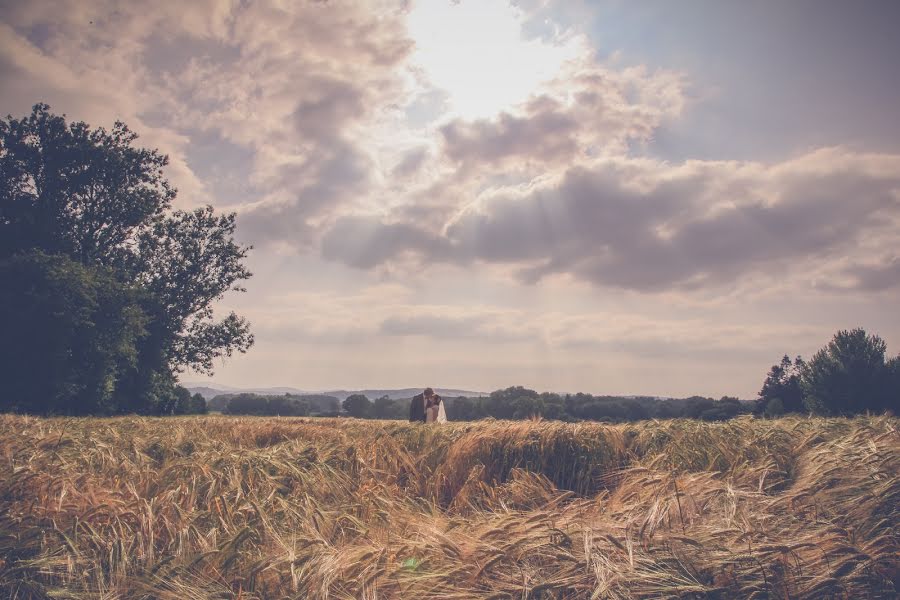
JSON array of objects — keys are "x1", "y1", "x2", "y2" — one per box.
[{"x1": 0, "y1": 414, "x2": 897, "y2": 599}]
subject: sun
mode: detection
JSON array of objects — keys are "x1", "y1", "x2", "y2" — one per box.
[{"x1": 406, "y1": 0, "x2": 585, "y2": 121}]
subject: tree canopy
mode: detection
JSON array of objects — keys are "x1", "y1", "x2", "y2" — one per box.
[
  {"x1": 756, "y1": 328, "x2": 899, "y2": 417},
  {"x1": 342, "y1": 394, "x2": 373, "y2": 418},
  {"x1": 0, "y1": 104, "x2": 252, "y2": 414},
  {"x1": 801, "y1": 328, "x2": 892, "y2": 415},
  {"x1": 759, "y1": 355, "x2": 806, "y2": 414}
]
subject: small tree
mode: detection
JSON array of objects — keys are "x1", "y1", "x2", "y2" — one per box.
[
  {"x1": 763, "y1": 397, "x2": 785, "y2": 419},
  {"x1": 759, "y1": 355, "x2": 806, "y2": 413},
  {"x1": 342, "y1": 394, "x2": 373, "y2": 418},
  {"x1": 373, "y1": 395, "x2": 394, "y2": 419},
  {"x1": 190, "y1": 393, "x2": 208, "y2": 414},
  {"x1": 448, "y1": 396, "x2": 478, "y2": 420},
  {"x1": 172, "y1": 386, "x2": 194, "y2": 415},
  {"x1": 801, "y1": 328, "x2": 890, "y2": 415}
]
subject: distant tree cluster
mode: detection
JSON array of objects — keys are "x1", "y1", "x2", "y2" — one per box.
[
  {"x1": 757, "y1": 328, "x2": 899, "y2": 417},
  {"x1": 211, "y1": 393, "x2": 340, "y2": 417},
  {"x1": 332, "y1": 387, "x2": 751, "y2": 423},
  {"x1": 443, "y1": 388, "x2": 748, "y2": 422},
  {"x1": 0, "y1": 104, "x2": 252, "y2": 415},
  {"x1": 342, "y1": 394, "x2": 373, "y2": 418},
  {"x1": 173, "y1": 387, "x2": 209, "y2": 415},
  {"x1": 225, "y1": 394, "x2": 309, "y2": 417}
]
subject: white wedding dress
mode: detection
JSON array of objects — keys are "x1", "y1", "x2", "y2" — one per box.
[{"x1": 426, "y1": 401, "x2": 448, "y2": 424}]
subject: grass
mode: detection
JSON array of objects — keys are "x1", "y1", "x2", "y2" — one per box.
[{"x1": 0, "y1": 414, "x2": 897, "y2": 598}]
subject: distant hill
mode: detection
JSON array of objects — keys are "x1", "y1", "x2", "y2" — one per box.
[
  {"x1": 185, "y1": 384, "x2": 486, "y2": 401},
  {"x1": 322, "y1": 388, "x2": 487, "y2": 401},
  {"x1": 184, "y1": 384, "x2": 309, "y2": 400},
  {"x1": 184, "y1": 386, "x2": 233, "y2": 400}
]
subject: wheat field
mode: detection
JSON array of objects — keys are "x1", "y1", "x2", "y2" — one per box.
[{"x1": 0, "y1": 414, "x2": 897, "y2": 599}]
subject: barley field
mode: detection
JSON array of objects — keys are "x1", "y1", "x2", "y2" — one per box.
[{"x1": 0, "y1": 414, "x2": 897, "y2": 599}]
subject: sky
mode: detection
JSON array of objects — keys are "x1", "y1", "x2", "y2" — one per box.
[{"x1": 2, "y1": 0, "x2": 899, "y2": 397}]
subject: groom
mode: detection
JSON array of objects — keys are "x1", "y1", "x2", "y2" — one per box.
[{"x1": 409, "y1": 387, "x2": 435, "y2": 423}]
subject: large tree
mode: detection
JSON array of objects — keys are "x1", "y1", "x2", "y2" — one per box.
[
  {"x1": 801, "y1": 328, "x2": 890, "y2": 415},
  {"x1": 0, "y1": 104, "x2": 252, "y2": 414}
]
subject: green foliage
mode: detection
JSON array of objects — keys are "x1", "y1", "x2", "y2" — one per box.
[
  {"x1": 210, "y1": 393, "x2": 336, "y2": 415},
  {"x1": 190, "y1": 393, "x2": 208, "y2": 414},
  {"x1": 441, "y1": 389, "x2": 751, "y2": 423},
  {"x1": 342, "y1": 394, "x2": 373, "y2": 418},
  {"x1": 128, "y1": 206, "x2": 253, "y2": 375},
  {"x1": 374, "y1": 394, "x2": 406, "y2": 419},
  {"x1": 0, "y1": 252, "x2": 147, "y2": 415},
  {"x1": 224, "y1": 393, "x2": 310, "y2": 416},
  {"x1": 763, "y1": 397, "x2": 785, "y2": 418},
  {"x1": 0, "y1": 103, "x2": 173, "y2": 263},
  {"x1": 759, "y1": 355, "x2": 806, "y2": 413},
  {"x1": 448, "y1": 396, "x2": 479, "y2": 420},
  {"x1": 888, "y1": 356, "x2": 900, "y2": 412},
  {"x1": 172, "y1": 386, "x2": 207, "y2": 415},
  {"x1": 802, "y1": 328, "x2": 891, "y2": 415},
  {"x1": 0, "y1": 104, "x2": 253, "y2": 414}
]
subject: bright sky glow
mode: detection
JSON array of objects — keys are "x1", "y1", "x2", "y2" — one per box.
[{"x1": 407, "y1": 0, "x2": 584, "y2": 120}]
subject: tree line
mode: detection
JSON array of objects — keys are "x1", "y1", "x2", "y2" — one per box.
[
  {"x1": 333, "y1": 389, "x2": 750, "y2": 422},
  {"x1": 223, "y1": 328, "x2": 898, "y2": 422},
  {"x1": 211, "y1": 393, "x2": 341, "y2": 416}
]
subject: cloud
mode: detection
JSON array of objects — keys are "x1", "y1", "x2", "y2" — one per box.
[
  {"x1": 321, "y1": 148, "x2": 900, "y2": 292},
  {"x1": 161, "y1": 2, "x2": 415, "y2": 244},
  {"x1": 439, "y1": 64, "x2": 685, "y2": 169},
  {"x1": 1, "y1": 0, "x2": 415, "y2": 236},
  {"x1": 440, "y1": 107, "x2": 579, "y2": 166},
  {"x1": 829, "y1": 257, "x2": 900, "y2": 292},
  {"x1": 0, "y1": 19, "x2": 211, "y2": 206}
]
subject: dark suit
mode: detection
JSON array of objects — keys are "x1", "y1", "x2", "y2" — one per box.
[{"x1": 409, "y1": 393, "x2": 427, "y2": 422}]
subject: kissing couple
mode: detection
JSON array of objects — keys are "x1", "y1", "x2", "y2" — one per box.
[{"x1": 409, "y1": 387, "x2": 447, "y2": 424}]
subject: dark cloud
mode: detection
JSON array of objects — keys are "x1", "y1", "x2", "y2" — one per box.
[
  {"x1": 320, "y1": 152, "x2": 900, "y2": 292},
  {"x1": 238, "y1": 139, "x2": 373, "y2": 248},
  {"x1": 236, "y1": 77, "x2": 383, "y2": 247},
  {"x1": 839, "y1": 258, "x2": 900, "y2": 292},
  {"x1": 291, "y1": 77, "x2": 368, "y2": 143},
  {"x1": 441, "y1": 109, "x2": 579, "y2": 166}
]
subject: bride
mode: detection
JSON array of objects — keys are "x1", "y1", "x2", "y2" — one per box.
[{"x1": 425, "y1": 394, "x2": 447, "y2": 424}]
